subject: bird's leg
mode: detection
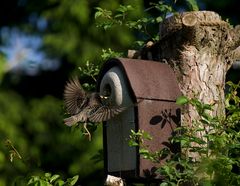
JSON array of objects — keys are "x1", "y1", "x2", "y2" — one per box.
[{"x1": 83, "y1": 122, "x2": 91, "y2": 141}]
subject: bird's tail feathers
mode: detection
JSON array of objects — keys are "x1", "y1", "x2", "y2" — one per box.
[{"x1": 64, "y1": 116, "x2": 77, "y2": 126}]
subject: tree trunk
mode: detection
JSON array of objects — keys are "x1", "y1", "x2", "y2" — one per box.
[{"x1": 147, "y1": 11, "x2": 240, "y2": 158}]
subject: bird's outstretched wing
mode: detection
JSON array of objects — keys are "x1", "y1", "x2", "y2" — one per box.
[
  {"x1": 88, "y1": 105, "x2": 126, "y2": 122},
  {"x1": 64, "y1": 77, "x2": 87, "y2": 115}
]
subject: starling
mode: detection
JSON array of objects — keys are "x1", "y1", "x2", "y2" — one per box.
[{"x1": 63, "y1": 77, "x2": 126, "y2": 140}]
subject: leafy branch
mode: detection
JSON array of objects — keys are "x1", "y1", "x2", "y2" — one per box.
[
  {"x1": 28, "y1": 173, "x2": 78, "y2": 186},
  {"x1": 129, "y1": 130, "x2": 170, "y2": 163},
  {"x1": 4, "y1": 139, "x2": 79, "y2": 185},
  {"x1": 95, "y1": 2, "x2": 174, "y2": 41},
  {"x1": 4, "y1": 139, "x2": 22, "y2": 162}
]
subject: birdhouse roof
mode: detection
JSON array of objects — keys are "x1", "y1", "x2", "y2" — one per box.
[{"x1": 97, "y1": 58, "x2": 181, "y2": 101}]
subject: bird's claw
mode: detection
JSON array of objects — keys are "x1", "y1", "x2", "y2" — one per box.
[{"x1": 83, "y1": 123, "x2": 91, "y2": 141}]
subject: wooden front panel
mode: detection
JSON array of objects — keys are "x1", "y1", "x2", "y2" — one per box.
[{"x1": 137, "y1": 99, "x2": 181, "y2": 178}]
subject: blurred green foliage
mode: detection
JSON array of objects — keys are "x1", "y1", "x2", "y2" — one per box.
[
  {"x1": 0, "y1": 0, "x2": 144, "y2": 185},
  {"x1": 42, "y1": 0, "x2": 144, "y2": 67},
  {"x1": 0, "y1": 92, "x2": 103, "y2": 185}
]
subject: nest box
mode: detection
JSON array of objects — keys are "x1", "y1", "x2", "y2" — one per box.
[{"x1": 97, "y1": 58, "x2": 181, "y2": 181}]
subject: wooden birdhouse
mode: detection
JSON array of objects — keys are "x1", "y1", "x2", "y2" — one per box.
[{"x1": 97, "y1": 58, "x2": 181, "y2": 181}]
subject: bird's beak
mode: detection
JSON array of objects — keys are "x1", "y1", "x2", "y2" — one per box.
[{"x1": 100, "y1": 95, "x2": 109, "y2": 99}]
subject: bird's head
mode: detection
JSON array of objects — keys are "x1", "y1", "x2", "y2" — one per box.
[{"x1": 89, "y1": 92, "x2": 112, "y2": 106}]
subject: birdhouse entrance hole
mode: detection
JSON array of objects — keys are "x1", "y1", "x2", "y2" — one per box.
[{"x1": 102, "y1": 84, "x2": 112, "y2": 98}]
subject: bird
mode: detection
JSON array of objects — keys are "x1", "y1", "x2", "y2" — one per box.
[{"x1": 63, "y1": 77, "x2": 126, "y2": 140}]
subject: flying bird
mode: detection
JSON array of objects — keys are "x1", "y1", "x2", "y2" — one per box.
[{"x1": 63, "y1": 77, "x2": 126, "y2": 140}]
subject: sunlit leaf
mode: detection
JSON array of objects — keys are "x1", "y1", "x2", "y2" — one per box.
[
  {"x1": 176, "y1": 96, "x2": 189, "y2": 105},
  {"x1": 50, "y1": 174, "x2": 60, "y2": 183},
  {"x1": 185, "y1": 0, "x2": 199, "y2": 11},
  {"x1": 66, "y1": 175, "x2": 79, "y2": 185}
]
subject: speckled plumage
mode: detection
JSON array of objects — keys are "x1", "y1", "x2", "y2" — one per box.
[{"x1": 63, "y1": 77, "x2": 125, "y2": 126}]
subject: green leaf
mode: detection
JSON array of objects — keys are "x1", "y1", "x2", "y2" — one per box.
[
  {"x1": 28, "y1": 176, "x2": 40, "y2": 184},
  {"x1": 200, "y1": 119, "x2": 209, "y2": 125},
  {"x1": 201, "y1": 112, "x2": 212, "y2": 121},
  {"x1": 137, "y1": 24, "x2": 142, "y2": 30},
  {"x1": 104, "y1": 24, "x2": 111, "y2": 30},
  {"x1": 55, "y1": 180, "x2": 64, "y2": 186},
  {"x1": 44, "y1": 173, "x2": 51, "y2": 178},
  {"x1": 95, "y1": 7, "x2": 103, "y2": 11},
  {"x1": 176, "y1": 96, "x2": 189, "y2": 105},
  {"x1": 202, "y1": 104, "x2": 213, "y2": 111},
  {"x1": 38, "y1": 180, "x2": 49, "y2": 186},
  {"x1": 181, "y1": 139, "x2": 190, "y2": 146},
  {"x1": 50, "y1": 174, "x2": 60, "y2": 183},
  {"x1": 66, "y1": 175, "x2": 79, "y2": 185},
  {"x1": 190, "y1": 98, "x2": 202, "y2": 108},
  {"x1": 142, "y1": 131, "x2": 152, "y2": 140},
  {"x1": 128, "y1": 140, "x2": 139, "y2": 147},
  {"x1": 185, "y1": 0, "x2": 199, "y2": 11},
  {"x1": 191, "y1": 137, "x2": 206, "y2": 145},
  {"x1": 94, "y1": 11, "x2": 103, "y2": 19},
  {"x1": 156, "y1": 16, "x2": 163, "y2": 23},
  {"x1": 126, "y1": 5, "x2": 133, "y2": 10},
  {"x1": 114, "y1": 14, "x2": 123, "y2": 18},
  {"x1": 139, "y1": 148, "x2": 149, "y2": 155},
  {"x1": 130, "y1": 129, "x2": 135, "y2": 134},
  {"x1": 160, "y1": 182, "x2": 169, "y2": 186},
  {"x1": 116, "y1": 5, "x2": 133, "y2": 13}
]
